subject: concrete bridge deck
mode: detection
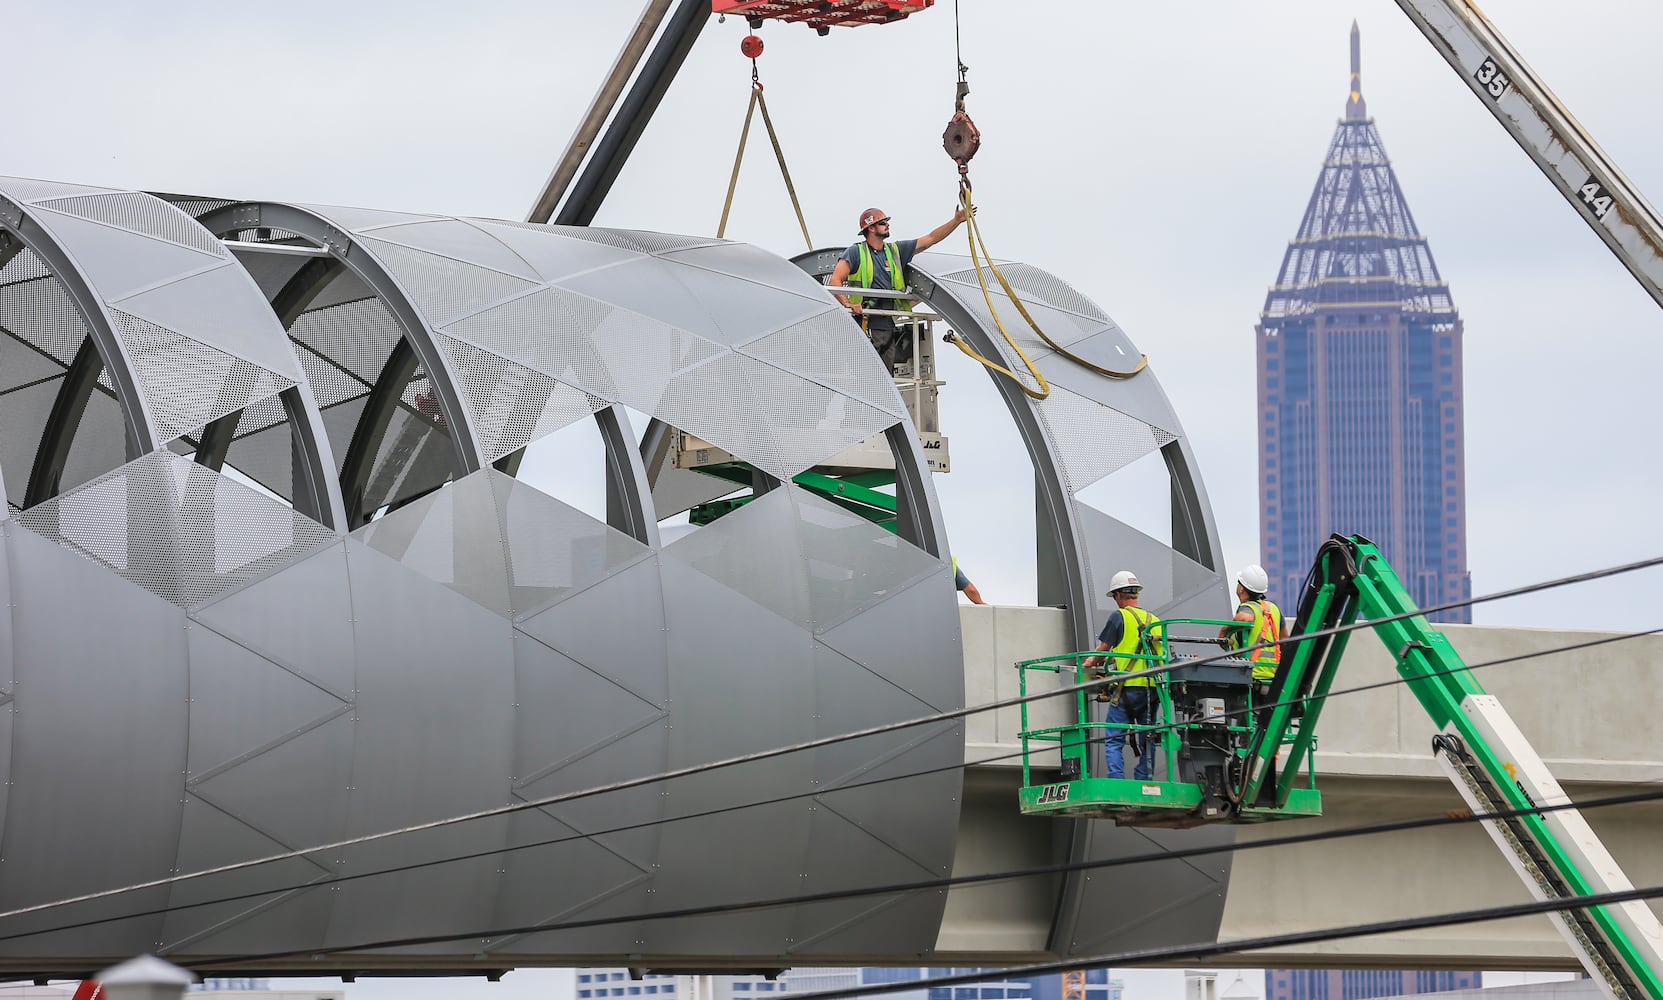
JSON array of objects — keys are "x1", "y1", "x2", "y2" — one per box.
[{"x1": 947, "y1": 606, "x2": 1663, "y2": 969}]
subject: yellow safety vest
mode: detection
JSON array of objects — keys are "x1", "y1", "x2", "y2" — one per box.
[
  {"x1": 1110, "y1": 606, "x2": 1162, "y2": 686},
  {"x1": 849, "y1": 242, "x2": 911, "y2": 311},
  {"x1": 1242, "y1": 599, "x2": 1283, "y2": 681}
]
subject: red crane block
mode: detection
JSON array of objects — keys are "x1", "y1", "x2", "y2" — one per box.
[{"x1": 711, "y1": 1, "x2": 933, "y2": 29}]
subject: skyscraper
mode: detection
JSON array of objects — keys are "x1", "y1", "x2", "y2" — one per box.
[{"x1": 1257, "y1": 23, "x2": 1471, "y2": 622}]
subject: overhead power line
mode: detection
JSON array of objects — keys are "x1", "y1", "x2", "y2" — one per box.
[
  {"x1": 774, "y1": 884, "x2": 1663, "y2": 1000},
  {"x1": 0, "y1": 552, "x2": 1658, "y2": 937}
]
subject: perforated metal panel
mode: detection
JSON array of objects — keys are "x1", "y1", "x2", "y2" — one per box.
[
  {"x1": 289, "y1": 296, "x2": 403, "y2": 386},
  {"x1": 0, "y1": 176, "x2": 118, "y2": 204},
  {"x1": 654, "y1": 352, "x2": 899, "y2": 481},
  {"x1": 938, "y1": 261, "x2": 1109, "y2": 322},
  {"x1": 738, "y1": 308, "x2": 907, "y2": 417},
  {"x1": 441, "y1": 287, "x2": 624, "y2": 400},
  {"x1": 432, "y1": 332, "x2": 608, "y2": 461},
  {"x1": 15, "y1": 451, "x2": 334, "y2": 608},
  {"x1": 0, "y1": 252, "x2": 88, "y2": 364},
  {"x1": 35, "y1": 192, "x2": 227, "y2": 257},
  {"x1": 111, "y1": 309, "x2": 296, "y2": 443},
  {"x1": 352, "y1": 469, "x2": 652, "y2": 620},
  {"x1": 358, "y1": 236, "x2": 539, "y2": 327},
  {"x1": 1033, "y1": 383, "x2": 1177, "y2": 494}
]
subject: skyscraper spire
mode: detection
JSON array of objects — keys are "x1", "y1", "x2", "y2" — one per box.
[{"x1": 1347, "y1": 20, "x2": 1368, "y2": 121}]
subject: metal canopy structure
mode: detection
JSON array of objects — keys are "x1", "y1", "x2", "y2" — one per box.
[{"x1": 0, "y1": 164, "x2": 1229, "y2": 974}]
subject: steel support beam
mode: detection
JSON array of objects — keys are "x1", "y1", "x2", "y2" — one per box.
[
  {"x1": 553, "y1": 0, "x2": 710, "y2": 227},
  {"x1": 528, "y1": 0, "x2": 676, "y2": 224},
  {"x1": 23, "y1": 336, "x2": 105, "y2": 508}
]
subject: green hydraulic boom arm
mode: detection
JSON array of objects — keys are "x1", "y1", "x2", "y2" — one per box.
[{"x1": 1244, "y1": 534, "x2": 1663, "y2": 1000}]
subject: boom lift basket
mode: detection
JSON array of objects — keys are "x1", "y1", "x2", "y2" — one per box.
[
  {"x1": 711, "y1": 1, "x2": 933, "y2": 29},
  {"x1": 1013, "y1": 619, "x2": 1323, "y2": 828}
]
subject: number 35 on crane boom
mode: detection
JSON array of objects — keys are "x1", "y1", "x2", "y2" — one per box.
[{"x1": 711, "y1": 0, "x2": 933, "y2": 31}]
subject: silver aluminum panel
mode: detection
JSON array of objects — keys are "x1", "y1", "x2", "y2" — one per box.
[
  {"x1": 190, "y1": 542, "x2": 357, "y2": 701},
  {"x1": 353, "y1": 470, "x2": 651, "y2": 620},
  {"x1": 432, "y1": 332, "x2": 607, "y2": 461},
  {"x1": 358, "y1": 235, "x2": 540, "y2": 328},
  {"x1": 37, "y1": 191, "x2": 228, "y2": 257},
  {"x1": 16, "y1": 452, "x2": 335, "y2": 610},
  {"x1": 554, "y1": 256, "x2": 728, "y2": 345},
  {"x1": 515, "y1": 553, "x2": 669, "y2": 705},
  {"x1": 112, "y1": 259, "x2": 305, "y2": 381},
  {"x1": 1074, "y1": 501, "x2": 1224, "y2": 625},
  {"x1": 160, "y1": 796, "x2": 334, "y2": 956},
  {"x1": 1059, "y1": 821, "x2": 1233, "y2": 958},
  {"x1": 22, "y1": 205, "x2": 221, "y2": 301},
  {"x1": 817, "y1": 571, "x2": 963, "y2": 715},
  {"x1": 111, "y1": 309, "x2": 296, "y2": 443},
  {"x1": 738, "y1": 309, "x2": 907, "y2": 418},
  {"x1": 183, "y1": 623, "x2": 350, "y2": 780},
  {"x1": 295, "y1": 204, "x2": 438, "y2": 234},
  {"x1": 662, "y1": 241, "x2": 838, "y2": 300},
  {"x1": 655, "y1": 262, "x2": 827, "y2": 348},
  {"x1": 442, "y1": 287, "x2": 624, "y2": 400},
  {"x1": 0, "y1": 523, "x2": 186, "y2": 952},
  {"x1": 363, "y1": 219, "x2": 543, "y2": 282},
  {"x1": 488, "y1": 804, "x2": 654, "y2": 957},
  {"x1": 332, "y1": 538, "x2": 516, "y2": 945},
  {"x1": 467, "y1": 219, "x2": 645, "y2": 283},
  {"x1": 1034, "y1": 382, "x2": 1178, "y2": 494},
  {"x1": 0, "y1": 176, "x2": 118, "y2": 204}
]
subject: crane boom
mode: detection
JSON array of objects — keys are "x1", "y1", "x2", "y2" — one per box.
[{"x1": 1392, "y1": 0, "x2": 1663, "y2": 308}]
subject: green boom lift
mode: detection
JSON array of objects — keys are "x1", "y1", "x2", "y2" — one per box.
[{"x1": 1015, "y1": 534, "x2": 1663, "y2": 1000}]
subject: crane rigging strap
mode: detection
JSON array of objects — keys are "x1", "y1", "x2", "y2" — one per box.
[
  {"x1": 940, "y1": 0, "x2": 1146, "y2": 391},
  {"x1": 717, "y1": 55, "x2": 813, "y2": 251}
]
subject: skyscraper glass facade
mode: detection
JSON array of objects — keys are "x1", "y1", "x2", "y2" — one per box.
[{"x1": 1257, "y1": 26, "x2": 1470, "y2": 622}]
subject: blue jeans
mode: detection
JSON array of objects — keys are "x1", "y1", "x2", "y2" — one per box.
[{"x1": 1106, "y1": 686, "x2": 1155, "y2": 780}]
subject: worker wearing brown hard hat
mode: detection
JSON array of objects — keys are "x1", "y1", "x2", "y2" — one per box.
[{"x1": 828, "y1": 203, "x2": 971, "y2": 368}]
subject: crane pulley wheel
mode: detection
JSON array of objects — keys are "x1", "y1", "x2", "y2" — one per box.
[{"x1": 941, "y1": 109, "x2": 981, "y2": 176}]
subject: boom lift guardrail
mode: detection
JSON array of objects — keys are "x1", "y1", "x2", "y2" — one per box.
[{"x1": 1016, "y1": 534, "x2": 1663, "y2": 1000}]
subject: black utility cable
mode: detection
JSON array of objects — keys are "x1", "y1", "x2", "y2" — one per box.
[
  {"x1": 187, "y1": 783, "x2": 1663, "y2": 971},
  {"x1": 774, "y1": 884, "x2": 1663, "y2": 1000},
  {"x1": 2, "y1": 554, "x2": 1658, "y2": 926}
]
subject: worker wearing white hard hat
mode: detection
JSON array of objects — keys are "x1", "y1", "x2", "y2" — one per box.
[
  {"x1": 1219, "y1": 564, "x2": 1283, "y2": 685},
  {"x1": 1081, "y1": 569, "x2": 1163, "y2": 781}
]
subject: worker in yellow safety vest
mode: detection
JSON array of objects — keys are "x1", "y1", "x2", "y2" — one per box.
[
  {"x1": 1220, "y1": 564, "x2": 1282, "y2": 687},
  {"x1": 1081, "y1": 570, "x2": 1163, "y2": 781},
  {"x1": 828, "y1": 204, "x2": 971, "y2": 368}
]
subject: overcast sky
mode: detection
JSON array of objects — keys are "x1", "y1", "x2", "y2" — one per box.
[{"x1": 7, "y1": 0, "x2": 1662, "y2": 993}]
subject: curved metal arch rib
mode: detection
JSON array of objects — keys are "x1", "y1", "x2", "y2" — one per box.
[
  {"x1": 0, "y1": 190, "x2": 155, "y2": 463},
  {"x1": 793, "y1": 244, "x2": 1231, "y2": 961}
]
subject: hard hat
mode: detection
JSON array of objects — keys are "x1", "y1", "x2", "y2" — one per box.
[
  {"x1": 858, "y1": 207, "x2": 890, "y2": 234},
  {"x1": 1236, "y1": 564, "x2": 1269, "y2": 595},
  {"x1": 1107, "y1": 570, "x2": 1141, "y2": 595}
]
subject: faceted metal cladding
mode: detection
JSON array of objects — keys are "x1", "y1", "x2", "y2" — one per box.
[
  {"x1": 793, "y1": 247, "x2": 1230, "y2": 962},
  {"x1": 0, "y1": 178, "x2": 967, "y2": 974}
]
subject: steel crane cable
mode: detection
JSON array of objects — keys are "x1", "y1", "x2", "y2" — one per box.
[
  {"x1": 0, "y1": 553, "x2": 1659, "y2": 931},
  {"x1": 716, "y1": 35, "x2": 813, "y2": 250},
  {"x1": 937, "y1": 0, "x2": 1144, "y2": 395},
  {"x1": 2, "y1": 565, "x2": 1660, "y2": 956}
]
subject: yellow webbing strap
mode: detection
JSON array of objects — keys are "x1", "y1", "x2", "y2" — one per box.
[
  {"x1": 718, "y1": 79, "x2": 812, "y2": 251},
  {"x1": 945, "y1": 184, "x2": 1148, "y2": 398}
]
